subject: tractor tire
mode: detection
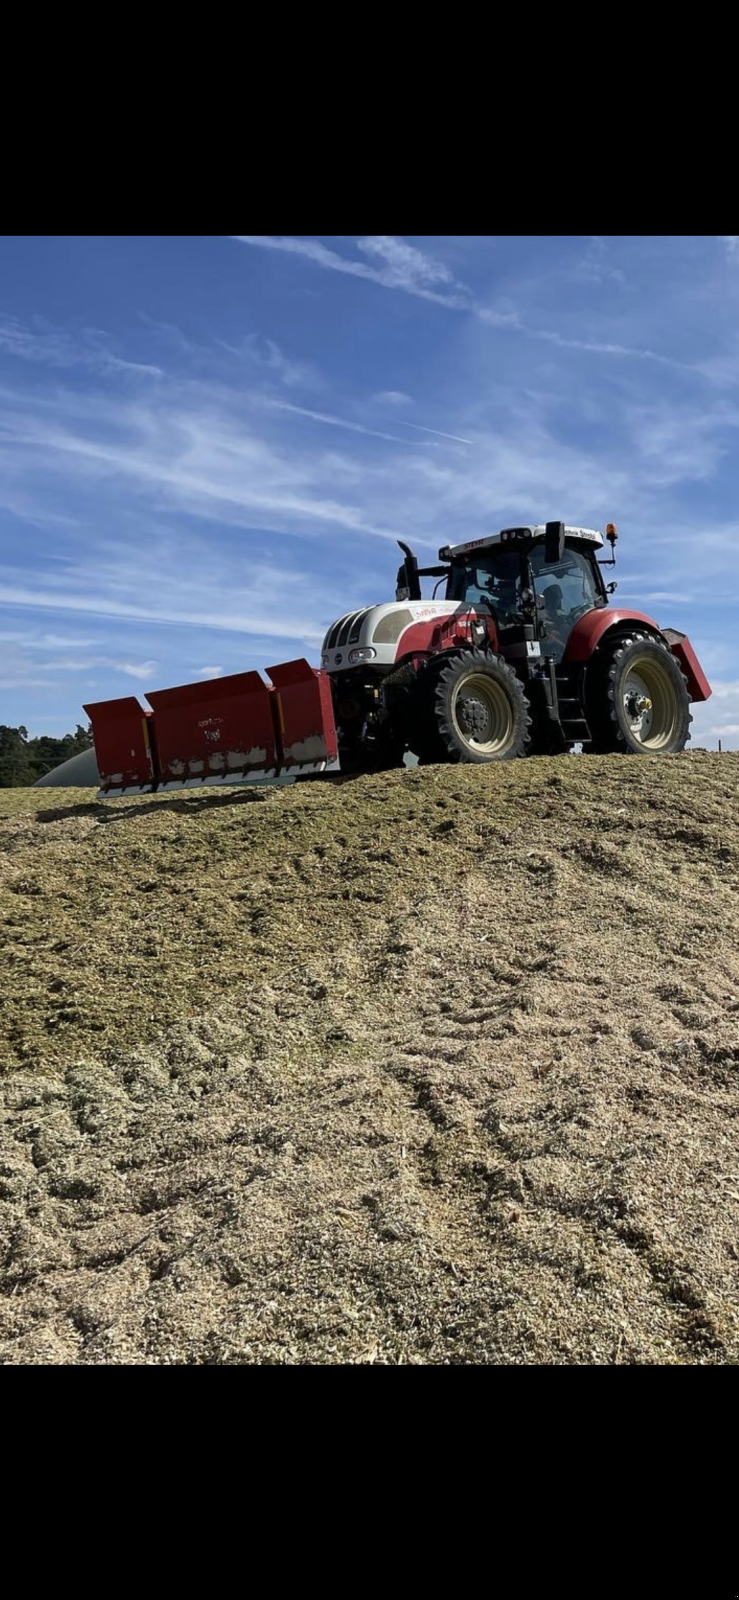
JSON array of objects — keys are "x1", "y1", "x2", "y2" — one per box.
[
  {"x1": 588, "y1": 632, "x2": 692, "y2": 754},
  {"x1": 412, "y1": 650, "x2": 531, "y2": 764}
]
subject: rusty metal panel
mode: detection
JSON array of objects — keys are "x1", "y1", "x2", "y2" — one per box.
[
  {"x1": 145, "y1": 671, "x2": 278, "y2": 787},
  {"x1": 83, "y1": 696, "x2": 155, "y2": 795},
  {"x1": 266, "y1": 659, "x2": 339, "y2": 772}
]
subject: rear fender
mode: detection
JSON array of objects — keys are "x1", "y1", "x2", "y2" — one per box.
[
  {"x1": 565, "y1": 609, "x2": 712, "y2": 703},
  {"x1": 565, "y1": 609, "x2": 662, "y2": 663}
]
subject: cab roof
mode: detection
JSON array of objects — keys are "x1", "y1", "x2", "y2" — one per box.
[{"x1": 442, "y1": 525, "x2": 604, "y2": 560}]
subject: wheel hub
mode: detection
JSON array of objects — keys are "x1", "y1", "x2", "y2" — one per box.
[
  {"x1": 626, "y1": 691, "x2": 652, "y2": 719},
  {"x1": 458, "y1": 694, "x2": 490, "y2": 739}
]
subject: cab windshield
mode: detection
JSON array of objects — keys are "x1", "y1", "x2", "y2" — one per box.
[
  {"x1": 446, "y1": 540, "x2": 603, "y2": 661},
  {"x1": 447, "y1": 549, "x2": 524, "y2": 629},
  {"x1": 529, "y1": 544, "x2": 602, "y2": 662}
]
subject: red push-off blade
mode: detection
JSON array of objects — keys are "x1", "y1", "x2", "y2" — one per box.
[
  {"x1": 84, "y1": 696, "x2": 155, "y2": 795},
  {"x1": 85, "y1": 660, "x2": 340, "y2": 797},
  {"x1": 145, "y1": 672, "x2": 278, "y2": 787},
  {"x1": 267, "y1": 659, "x2": 339, "y2": 773}
]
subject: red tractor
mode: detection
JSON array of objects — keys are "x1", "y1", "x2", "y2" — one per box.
[{"x1": 84, "y1": 521, "x2": 711, "y2": 797}]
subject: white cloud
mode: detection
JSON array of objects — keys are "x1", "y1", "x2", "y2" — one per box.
[
  {"x1": 217, "y1": 334, "x2": 320, "y2": 390},
  {"x1": 43, "y1": 657, "x2": 157, "y2": 680},
  {"x1": 0, "y1": 316, "x2": 163, "y2": 379},
  {"x1": 231, "y1": 235, "x2": 472, "y2": 309},
  {"x1": 0, "y1": 397, "x2": 414, "y2": 546},
  {"x1": 232, "y1": 237, "x2": 686, "y2": 369},
  {"x1": 114, "y1": 659, "x2": 157, "y2": 680},
  {"x1": 355, "y1": 236, "x2": 455, "y2": 291},
  {"x1": 574, "y1": 236, "x2": 627, "y2": 286},
  {"x1": 718, "y1": 236, "x2": 739, "y2": 259},
  {"x1": 373, "y1": 390, "x2": 413, "y2": 406},
  {"x1": 196, "y1": 665, "x2": 224, "y2": 678}
]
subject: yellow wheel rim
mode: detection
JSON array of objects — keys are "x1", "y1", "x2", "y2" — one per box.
[
  {"x1": 621, "y1": 654, "x2": 680, "y2": 750},
  {"x1": 451, "y1": 672, "x2": 514, "y2": 755}
]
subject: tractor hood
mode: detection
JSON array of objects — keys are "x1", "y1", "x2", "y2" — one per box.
[{"x1": 321, "y1": 601, "x2": 456, "y2": 673}]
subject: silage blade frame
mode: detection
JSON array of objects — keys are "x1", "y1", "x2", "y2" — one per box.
[{"x1": 85, "y1": 658, "x2": 340, "y2": 799}]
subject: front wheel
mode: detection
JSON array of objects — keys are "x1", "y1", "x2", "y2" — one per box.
[
  {"x1": 418, "y1": 650, "x2": 531, "y2": 764},
  {"x1": 589, "y1": 632, "x2": 691, "y2": 754}
]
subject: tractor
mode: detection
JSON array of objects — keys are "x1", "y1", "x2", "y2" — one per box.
[
  {"x1": 81, "y1": 521, "x2": 711, "y2": 797},
  {"x1": 320, "y1": 520, "x2": 710, "y2": 769}
]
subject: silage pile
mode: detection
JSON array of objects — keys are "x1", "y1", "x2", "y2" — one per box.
[{"x1": 1, "y1": 753, "x2": 739, "y2": 1365}]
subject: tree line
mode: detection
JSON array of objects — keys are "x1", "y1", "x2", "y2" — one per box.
[{"x1": 0, "y1": 724, "x2": 93, "y2": 787}]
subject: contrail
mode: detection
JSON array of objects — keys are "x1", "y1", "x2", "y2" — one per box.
[{"x1": 399, "y1": 421, "x2": 473, "y2": 445}]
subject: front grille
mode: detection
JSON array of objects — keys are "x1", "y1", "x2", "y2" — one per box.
[
  {"x1": 326, "y1": 613, "x2": 351, "y2": 649},
  {"x1": 326, "y1": 609, "x2": 368, "y2": 651},
  {"x1": 337, "y1": 610, "x2": 363, "y2": 647}
]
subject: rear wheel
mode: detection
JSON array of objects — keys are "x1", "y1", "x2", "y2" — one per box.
[
  {"x1": 411, "y1": 649, "x2": 531, "y2": 764},
  {"x1": 589, "y1": 632, "x2": 691, "y2": 754}
]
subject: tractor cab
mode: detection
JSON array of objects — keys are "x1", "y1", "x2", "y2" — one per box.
[{"x1": 441, "y1": 524, "x2": 610, "y2": 664}]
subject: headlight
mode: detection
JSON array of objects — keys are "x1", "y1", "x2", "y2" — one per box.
[{"x1": 348, "y1": 647, "x2": 377, "y2": 664}]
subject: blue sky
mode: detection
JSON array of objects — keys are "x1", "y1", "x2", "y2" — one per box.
[{"x1": 1, "y1": 234, "x2": 738, "y2": 745}]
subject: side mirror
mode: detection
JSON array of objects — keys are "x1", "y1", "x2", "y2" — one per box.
[{"x1": 544, "y1": 521, "x2": 565, "y2": 563}]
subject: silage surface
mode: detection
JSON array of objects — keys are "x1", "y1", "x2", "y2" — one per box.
[{"x1": 1, "y1": 754, "x2": 738, "y2": 1363}]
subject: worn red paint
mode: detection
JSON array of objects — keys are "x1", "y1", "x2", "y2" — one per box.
[
  {"x1": 83, "y1": 695, "x2": 155, "y2": 793},
  {"x1": 87, "y1": 658, "x2": 339, "y2": 791},
  {"x1": 146, "y1": 671, "x2": 278, "y2": 785},
  {"x1": 267, "y1": 658, "x2": 339, "y2": 766}
]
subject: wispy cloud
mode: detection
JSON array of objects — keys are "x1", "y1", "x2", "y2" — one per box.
[
  {"x1": 232, "y1": 236, "x2": 685, "y2": 369},
  {"x1": 217, "y1": 333, "x2": 320, "y2": 389},
  {"x1": 718, "y1": 236, "x2": 739, "y2": 260},
  {"x1": 43, "y1": 656, "x2": 158, "y2": 680},
  {"x1": 231, "y1": 235, "x2": 472, "y2": 309},
  {"x1": 372, "y1": 390, "x2": 413, "y2": 406},
  {"x1": 0, "y1": 576, "x2": 327, "y2": 640},
  {"x1": 0, "y1": 396, "x2": 414, "y2": 545},
  {"x1": 196, "y1": 665, "x2": 224, "y2": 678},
  {"x1": 574, "y1": 236, "x2": 627, "y2": 286},
  {"x1": 0, "y1": 316, "x2": 163, "y2": 378}
]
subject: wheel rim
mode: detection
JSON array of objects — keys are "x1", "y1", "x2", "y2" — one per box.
[
  {"x1": 451, "y1": 672, "x2": 514, "y2": 754},
  {"x1": 620, "y1": 654, "x2": 679, "y2": 750}
]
